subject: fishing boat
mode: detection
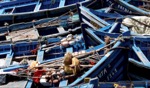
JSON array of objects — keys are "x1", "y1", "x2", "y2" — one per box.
[
  {"x1": 77, "y1": 4, "x2": 150, "y2": 82},
  {"x1": 77, "y1": 4, "x2": 150, "y2": 35},
  {"x1": 0, "y1": 17, "x2": 95, "y2": 84},
  {"x1": 128, "y1": 36, "x2": 150, "y2": 80},
  {"x1": 99, "y1": 81, "x2": 150, "y2": 88},
  {"x1": 0, "y1": 33, "x2": 85, "y2": 67},
  {"x1": 23, "y1": 23, "x2": 130, "y2": 88},
  {"x1": 0, "y1": 32, "x2": 86, "y2": 85},
  {"x1": 0, "y1": 31, "x2": 84, "y2": 68},
  {"x1": 0, "y1": 0, "x2": 100, "y2": 26},
  {"x1": 0, "y1": 13, "x2": 81, "y2": 42},
  {"x1": 103, "y1": 0, "x2": 150, "y2": 16},
  {"x1": 77, "y1": 4, "x2": 129, "y2": 33}
]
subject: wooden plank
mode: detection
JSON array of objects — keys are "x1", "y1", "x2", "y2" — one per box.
[
  {"x1": 59, "y1": 0, "x2": 66, "y2": 7},
  {"x1": 85, "y1": 28, "x2": 104, "y2": 44},
  {"x1": 5, "y1": 51, "x2": 14, "y2": 66},
  {"x1": 132, "y1": 46, "x2": 150, "y2": 66},
  {"x1": 80, "y1": 6, "x2": 109, "y2": 28},
  {"x1": 10, "y1": 7, "x2": 15, "y2": 14},
  {"x1": 36, "y1": 50, "x2": 44, "y2": 63},
  {"x1": 34, "y1": 2, "x2": 41, "y2": 12},
  {"x1": 57, "y1": 26, "x2": 66, "y2": 33}
]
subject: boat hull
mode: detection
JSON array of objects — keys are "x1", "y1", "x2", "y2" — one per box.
[{"x1": 0, "y1": 0, "x2": 99, "y2": 26}]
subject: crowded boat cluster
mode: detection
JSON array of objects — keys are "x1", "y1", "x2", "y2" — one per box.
[{"x1": 0, "y1": 0, "x2": 150, "y2": 88}]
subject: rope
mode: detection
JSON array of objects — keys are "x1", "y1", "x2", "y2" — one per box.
[
  {"x1": 108, "y1": 46, "x2": 129, "y2": 51},
  {"x1": 89, "y1": 46, "x2": 102, "y2": 60}
]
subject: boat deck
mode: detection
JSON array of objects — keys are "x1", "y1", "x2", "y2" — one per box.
[{"x1": 6, "y1": 28, "x2": 39, "y2": 42}]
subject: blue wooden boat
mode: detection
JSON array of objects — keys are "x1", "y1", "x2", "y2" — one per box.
[
  {"x1": 99, "y1": 80, "x2": 150, "y2": 88},
  {"x1": 31, "y1": 77, "x2": 150, "y2": 88},
  {"x1": 0, "y1": 31, "x2": 85, "y2": 85},
  {"x1": 70, "y1": 79, "x2": 150, "y2": 88},
  {"x1": 0, "y1": 33, "x2": 85, "y2": 67},
  {"x1": 0, "y1": 22, "x2": 86, "y2": 85},
  {"x1": 0, "y1": 32, "x2": 86, "y2": 85},
  {"x1": 103, "y1": 0, "x2": 150, "y2": 16},
  {"x1": 24, "y1": 23, "x2": 130, "y2": 88},
  {"x1": 77, "y1": 4, "x2": 150, "y2": 81},
  {"x1": 77, "y1": 4, "x2": 129, "y2": 32},
  {"x1": 77, "y1": 4, "x2": 148, "y2": 36},
  {"x1": 128, "y1": 36, "x2": 150, "y2": 80},
  {"x1": 0, "y1": 14, "x2": 64, "y2": 33},
  {"x1": 0, "y1": 13, "x2": 81, "y2": 42},
  {"x1": 0, "y1": 0, "x2": 100, "y2": 26}
]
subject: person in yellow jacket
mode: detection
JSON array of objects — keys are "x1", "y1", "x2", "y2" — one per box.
[{"x1": 63, "y1": 52, "x2": 80, "y2": 75}]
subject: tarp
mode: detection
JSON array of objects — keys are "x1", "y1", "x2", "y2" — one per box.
[{"x1": 123, "y1": 16, "x2": 150, "y2": 34}]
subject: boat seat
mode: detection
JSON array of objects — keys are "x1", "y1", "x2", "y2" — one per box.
[
  {"x1": 66, "y1": 47, "x2": 73, "y2": 53},
  {"x1": 5, "y1": 51, "x2": 14, "y2": 66},
  {"x1": 57, "y1": 26, "x2": 66, "y2": 33},
  {"x1": 59, "y1": 80, "x2": 68, "y2": 87},
  {"x1": 59, "y1": 0, "x2": 65, "y2": 7},
  {"x1": 36, "y1": 50, "x2": 44, "y2": 64}
]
